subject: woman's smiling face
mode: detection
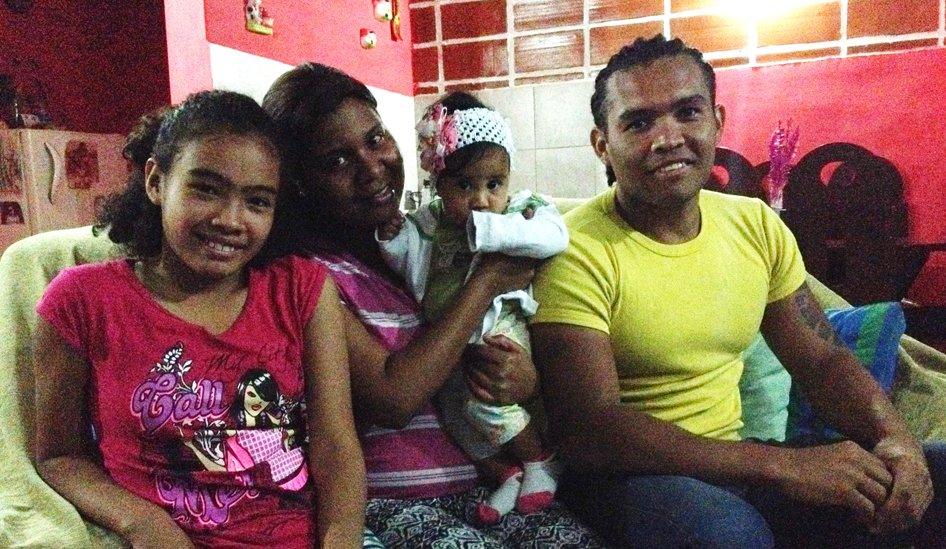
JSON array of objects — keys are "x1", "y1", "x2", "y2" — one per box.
[{"x1": 302, "y1": 98, "x2": 405, "y2": 232}]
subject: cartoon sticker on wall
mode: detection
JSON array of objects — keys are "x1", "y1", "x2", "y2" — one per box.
[
  {"x1": 360, "y1": 29, "x2": 378, "y2": 49},
  {"x1": 0, "y1": 201, "x2": 24, "y2": 225},
  {"x1": 362, "y1": 0, "x2": 400, "y2": 48},
  {"x1": 373, "y1": 0, "x2": 392, "y2": 21},
  {"x1": 65, "y1": 140, "x2": 99, "y2": 190},
  {"x1": 245, "y1": 0, "x2": 274, "y2": 35}
]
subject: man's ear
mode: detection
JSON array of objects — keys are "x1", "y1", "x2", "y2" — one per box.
[
  {"x1": 143, "y1": 159, "x2": 163, "y2": 206},
  {"x1": 591, "y1": 127, "x2": 609, "y2": 164},
  {"x1": 714, "y1": 104, "x2": 726, "y2": 144}
]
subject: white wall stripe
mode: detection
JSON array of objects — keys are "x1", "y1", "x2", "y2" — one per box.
[
  {"x1": 412, "y1": 12, "x2": 672, "y2": 48},
  {"x1": 414, "y1": 33, "x2": 943, "y2": 91},
  {"x1": 745, "y1": 16, "x2": 758, "y2": 64},
  {"x1": 435, "y1": 0, "x2": 445, "y2": 93},
  {"x1": 940, "y1": 0, "x2": 945, "y2": 47},
  {"x1": 663, "y1": 0, "x2": 672, "y2": 39},
  {"x1": 582, "y1": 0, "x2": 591, "y2": 77},
  {"x1": 840, "y1": 0, "x2": 849, "y2": 56},
  {"x1": 411, "y1": 0, "x2": 484, "y2": 6}
]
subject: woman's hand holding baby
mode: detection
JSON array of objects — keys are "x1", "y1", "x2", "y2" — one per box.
[
  {"x1": 464, "y1": 334, "x2": 537, "y2": 405},
  {"x1": 472, "y1": 253, "x2": 538, "y2": 296}
]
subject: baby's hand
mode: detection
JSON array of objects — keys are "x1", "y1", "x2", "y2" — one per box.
[
  {"x1": 521, "y1": 207, "x2": 535, "y2": 220},
  {"x1": 377, "y1": 213, "x2": 405, "y2": 241}
]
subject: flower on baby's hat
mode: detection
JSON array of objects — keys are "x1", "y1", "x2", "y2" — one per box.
[
  {"x1": 417, "y1": 103, "x2": 458, "y2": 174},
  {"x1": 416, "y1": 105, "x2": 442, "y2": 141},
  {"x1": 440, "y1": 115, "x2": 458, "y2": 153}
]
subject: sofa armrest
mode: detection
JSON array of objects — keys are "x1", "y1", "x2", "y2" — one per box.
[{"x1": 0, "y1": 226, "x2": 121, "y2": 548}]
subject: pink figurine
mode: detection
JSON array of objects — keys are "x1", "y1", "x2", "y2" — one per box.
[{"x1": 764, "y1": 120, "x2": 800, "y2": 212}]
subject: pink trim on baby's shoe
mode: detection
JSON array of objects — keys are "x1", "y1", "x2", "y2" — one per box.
[{"x1": 498, "y1": 465, "x2": 523, "y2": 483}]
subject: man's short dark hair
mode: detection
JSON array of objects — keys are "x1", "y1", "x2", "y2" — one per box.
[{"x1": 591, "y1": 35, "x2": 716, "y2": 132}]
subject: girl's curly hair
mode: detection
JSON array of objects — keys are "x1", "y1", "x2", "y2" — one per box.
[{"x1": 97, "y1": 90, "x2": 291, "y2": 265}]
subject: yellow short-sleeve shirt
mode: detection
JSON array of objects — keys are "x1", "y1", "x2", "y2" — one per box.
[{"x1": 531, "y1": 188, "x2": 806, "y2": 440}]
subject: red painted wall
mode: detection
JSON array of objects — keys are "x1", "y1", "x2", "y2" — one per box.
[
  {"x1": 716, "y1": 49, "x2": 946, "y2": 245},
  {"x1": 164, "y1": 0, "x2": 214, "y2": 103},
  {"x1": 203, "y1": 0, "x2": 414, "y2": 96},
  {"x1": 715, "y1": 49, "x2": 946, "y2": 304},
  {"x1": 0, "y1": 0, "x2": 170, "y2": 134}
]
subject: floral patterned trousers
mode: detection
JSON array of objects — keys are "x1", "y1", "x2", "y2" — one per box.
[{"x1": 366, "y1": 486, "x2": 609, "y2": 548}]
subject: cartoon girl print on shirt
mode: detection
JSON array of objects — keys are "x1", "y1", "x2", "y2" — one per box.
[
  {"x1": 130, "y1": 343, "x2": 307, "y2": 530},
  {"x1": 184, "y1": 368, "x2": 309, "y2": 491}
]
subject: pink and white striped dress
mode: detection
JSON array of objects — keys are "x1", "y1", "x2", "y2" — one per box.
[{"x1": 311, "y1": 251, "x2": 480, "y2": 499}]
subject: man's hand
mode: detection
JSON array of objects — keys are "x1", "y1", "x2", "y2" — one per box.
[
  {"x1": 464, "y1": 334, "x2": 537, "y2": 405},
  {"x1": 772, "y1": 441, "x2": 893, "y2": 527},
  {"x1": 377, "y1": 212, "x2": 405, "y2": 241},
  {"x1": 872, "y1": 435, "x2": 933, "y2": 533}
]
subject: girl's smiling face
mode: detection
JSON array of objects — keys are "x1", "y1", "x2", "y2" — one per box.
[{"x1": 145, "y1": 133, "x2": 281, "y2": 285}]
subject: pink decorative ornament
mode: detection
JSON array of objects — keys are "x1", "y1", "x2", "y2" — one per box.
[
  {"x1": 360, "y1": 29, "x2": 378, "y2": 49},
  {"x1": 764, "y1": 119, "x2": 800, "y2": 212}
]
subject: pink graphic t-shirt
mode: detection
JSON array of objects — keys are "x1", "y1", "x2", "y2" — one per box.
[{"x1": 37, "y1": 255, "x2": 327, "y2": 548}]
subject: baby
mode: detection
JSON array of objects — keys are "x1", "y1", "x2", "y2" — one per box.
[{"x1": 377, "y1": 91, "x2": 568, "y2": 524}]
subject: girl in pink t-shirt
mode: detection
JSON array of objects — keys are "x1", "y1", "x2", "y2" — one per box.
[{"x1": 33, "y1": 90, "x2": 365, "y2": 548}]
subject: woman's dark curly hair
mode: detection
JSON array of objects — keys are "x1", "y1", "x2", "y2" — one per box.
[
  {"x1": 261, "y1": 62, "x2": 380, "y2": 243},
  {"x1": 97, "y1": 90, "x2": 291, "y2": 265},
  {"x1": 262, "y1": 62, "x2": 377, "y2": 189},
  {"x1": 433, "y1": 91, "x2": 509, "y2": 184}
]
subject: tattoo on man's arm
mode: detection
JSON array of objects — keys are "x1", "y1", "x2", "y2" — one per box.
[{"x1": 793, "y1": 287, "x2": 843, "y2": 346}]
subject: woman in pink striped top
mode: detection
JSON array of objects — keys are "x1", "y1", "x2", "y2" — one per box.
[{"x1": 262, "y1": 64, "x2": 605, "y2": 547}]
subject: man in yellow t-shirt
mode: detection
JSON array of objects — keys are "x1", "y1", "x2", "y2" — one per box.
[
  {"x1": 536, "y1": 188, "x2": 805, "y2": 441},
  {"x1": 531, "y1": 34, "x2": 942, "y2": 548}
]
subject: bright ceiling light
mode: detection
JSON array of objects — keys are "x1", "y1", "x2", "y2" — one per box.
[{"x1": 717, "y1": 0, "x2": 821, "y2": 21}]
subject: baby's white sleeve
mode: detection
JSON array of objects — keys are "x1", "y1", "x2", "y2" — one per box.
[
  {"x1": 467, "y1": 200, "x2": 569, "y2": 258},
  {"x1": 377, "y1": 217, "x2": 432, "y2": 301}
]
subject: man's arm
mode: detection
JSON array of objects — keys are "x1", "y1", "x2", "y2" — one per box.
[
  {"x1": 532, "y1": 321, "x2": 897, "y2": 526},
  {"x1": 761, "y1": 283, "x2": 933, "y2": 531},
  {"x1": 532, "y1": 323, "x2": 778, "y2": 479}
]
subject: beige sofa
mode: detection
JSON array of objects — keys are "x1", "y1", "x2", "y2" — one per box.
[{"x1": 3, "y1": 223, "x2": 946, "y2": 547}]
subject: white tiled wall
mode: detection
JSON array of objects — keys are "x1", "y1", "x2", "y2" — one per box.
[{"x1": 415, "y1": 79, "x2": 609, "y2": 199}]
